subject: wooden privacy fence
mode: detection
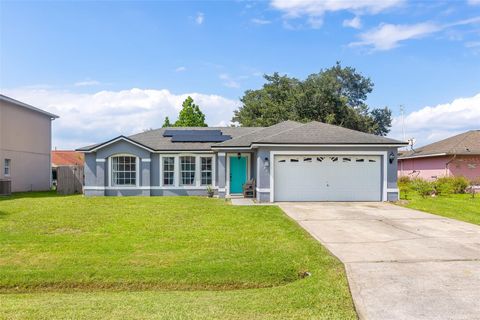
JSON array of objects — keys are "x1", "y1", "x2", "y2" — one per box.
[{"x1": 57, "y1": 165, "x2": 84, "y2": 195}]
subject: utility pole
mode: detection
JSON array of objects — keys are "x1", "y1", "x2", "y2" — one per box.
[{"x1": 400, "y1": 104, "x2": 405, "y2": 143}]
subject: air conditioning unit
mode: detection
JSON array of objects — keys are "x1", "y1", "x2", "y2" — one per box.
[{"x1": 0, "y1": 179, "x2": 12, "y2": 196}]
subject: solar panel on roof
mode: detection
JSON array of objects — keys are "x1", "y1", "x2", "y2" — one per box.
[
  {"x1": 163, "y1": 129, "x2": 222, "y2": 137},
  {"x1": 171, "y1": 134, "x2": 232, "y2": 142}
]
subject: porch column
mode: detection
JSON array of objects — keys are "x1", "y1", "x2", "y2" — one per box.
[
  {"x1": 217, "y1": 152, "x2": 226, "y2": 198},
  {"x1": 141, "y1": 157, "x2": 151, "y2": 196}
]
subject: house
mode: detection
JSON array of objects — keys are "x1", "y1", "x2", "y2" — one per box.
[
  {"x1": 51, "y1": 150, "x2": 84, "y2": 185},
  {"x1": 0, "y1": 94, "x2": 59, "y2": 192},
  {"x1": 398, "y1": 130, "x2": 480, "y2": 181},
  {"x1": 77, "y1": 121, "x2": 407, "y2": 202}
]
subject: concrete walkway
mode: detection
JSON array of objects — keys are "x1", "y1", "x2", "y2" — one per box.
[{"x1": 278, "y1": 202, "x2": 480, "y2": 320}]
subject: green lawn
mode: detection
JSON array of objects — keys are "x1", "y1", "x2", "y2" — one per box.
[
  {"x1": 0, "y1": 192, "x2": 356, "y2": 319},
  {"x1": 398, "y1": 193, "x2": 480, "y2": 226}
]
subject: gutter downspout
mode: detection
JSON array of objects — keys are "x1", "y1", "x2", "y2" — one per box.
[{"x1": 445, "y1": 154, "x2": 456, "y2": 177}]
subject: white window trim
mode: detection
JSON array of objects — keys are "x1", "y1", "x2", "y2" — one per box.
[
  {"x1": 226, "y1": 153, "x2": 251, "y2": 196},
  {"x1": 161, "y1": 156, "x2": 176, "y2": 187},
  {"x1": 4, "y1": 159, "x2": 11, "y2": 177},
  {"x1": 108, "y1": 154, "x2": 140, "y2": 188},
  {"x1": 179, "y1": 155, "x2": 197, "y2": 187},
  {"x1": 159, "y1": 154, "x2": 216, "y2": 189},
  {"x1": 200, "y1": 156, "x2": 214, "y2": 186},
  {"x1": 269, "y1": 150, "x2": 388, "y2": 203}
]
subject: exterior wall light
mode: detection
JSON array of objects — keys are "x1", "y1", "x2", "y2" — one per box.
[
  {"x1": 264, "y1": 157, "x2": 270, "y2": 168},
  {"x1": 237, "y1": 152, "x2": 241, "y2": 159},
  {"x1": 389, "y1": 152, "x2": 395, "y2": 164}
]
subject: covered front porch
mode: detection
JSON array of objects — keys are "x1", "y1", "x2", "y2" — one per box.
[{"x1": 217, "y1": 151, "x2": 257, "y2": 199}]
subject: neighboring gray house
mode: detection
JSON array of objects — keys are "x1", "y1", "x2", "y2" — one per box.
[
  {"x1": 77, "y1": 121, "x2": 407, "y2": 202},
  {"x1": 0, "y1": 94, "x2": 59, "y2": 192}
]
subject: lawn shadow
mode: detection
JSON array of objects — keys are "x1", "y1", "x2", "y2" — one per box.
[
  {"x1": 0, "y1": 210, "x2": 10, "y2": 219},
  {"x1": 0, "y1": 191, "x2": 75, "y2": 202}
]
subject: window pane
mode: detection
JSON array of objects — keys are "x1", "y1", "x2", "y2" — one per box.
[
  {"x1": 163, "y1": 157, "x2": 175, "y2": 186},
  {"x1": 200, "y1": 157, "x2": 212, "y2": 185},
  {"x1": 4, "y1": 159, "x2": 10, "y2": 175},
  {"x1": 112, "y1": 156, "x2": 136, "y2": 186},
  {"x1": 180, "y1": 156, "x2": 196, "y2": 185}
]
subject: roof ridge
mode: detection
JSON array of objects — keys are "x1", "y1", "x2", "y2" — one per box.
[
  {"x1": 215, "y1": 126, "x2": 264, "y2": 141},
  {"x1": 212, "y1": 121, "x2": 301, "y2": 146},
  {"x1": 255, "y1": 121, "x2": 308, "y2": 143}
]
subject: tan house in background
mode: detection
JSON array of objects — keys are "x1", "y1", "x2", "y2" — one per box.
[{"x1": 0, "y1": 94, "x2": 58, "y2": 192}]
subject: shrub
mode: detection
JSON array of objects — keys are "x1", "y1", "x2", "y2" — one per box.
[
  {"x1": 433, "y1": 177, "x2": 454, "y2": 196},
  {"x1": 450, "y1": 176, "x2": 469, "y2": 194},
  {"x1": 411, "y1": 178, "x2": 434, "y2": 198},
  {"x1": 399, "y1": 184, "x2": 411, "y2": 200},
  {"x1": 398, "y1": 176, "x2": 411, "y2": 185}
]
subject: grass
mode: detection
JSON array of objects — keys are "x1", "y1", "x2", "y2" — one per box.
[
  {"x1": 398, "y1": 192, "x2": 480, "y2": 226},
  {"x1": 0, "y1": 192, "x2": 356, "y2": 319}
]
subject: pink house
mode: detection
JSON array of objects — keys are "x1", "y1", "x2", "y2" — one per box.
[{"x1": 398, "y1": 130, "x2": 480, "y2": 182}]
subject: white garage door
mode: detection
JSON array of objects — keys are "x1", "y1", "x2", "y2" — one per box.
[{"x1": 274, "y1": 155, "x2": 382, "y2": 202}]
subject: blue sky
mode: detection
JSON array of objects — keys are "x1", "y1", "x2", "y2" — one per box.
[{"x1": 1, "y1": 0, "x2": 479, "y2": 149}]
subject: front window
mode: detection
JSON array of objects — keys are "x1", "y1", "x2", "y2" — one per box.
[
  {"x1": 180, "y1": 156, "x2": 196, "y2": 185},
  {"x1": 4, "y1": 159, "x2": 11, "y2": 176},
  {"x1": 112, "y1": 156, "x2": 136, "y2": 186},
  {"x1": 163, "y1": 157, "x2": 175, "y2": 186},
  {"x1": 201, "y1": 157, "x2": 213, "y2": 185}
]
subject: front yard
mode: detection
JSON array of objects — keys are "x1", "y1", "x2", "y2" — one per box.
[
  {"x1": 0, "y1": 193, "x2": 356, "y2": 319},
  {"x1": 398, "y1": 193, "x2": 480, "y2": 226}
]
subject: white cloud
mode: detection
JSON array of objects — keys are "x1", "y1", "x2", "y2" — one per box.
[
  {"x1": 389, "y1": 93, "x2": 480, "y2": 147},
  {"x1": 465, "y1": 41, "x2": 480, "y2": 48},
  {"x1": 343, "y1": 16, "x2": 362, "y2": 29},
  {"x1": 195, "y1": 12, "x2": 204, "y2": 25},
  {"x1": 271, "y1": 0, "x2": 403, "y2": 17},
  {"x1": 219, "y1": 74, "x2": 240, "y2": 88},
  {"x1": 175, "y1": 66, "x2": 187, "y2": 72},
  {"x1": 74, "y1": 80, "x2": 101, "y2": 87},
  {"x1": 2, "y1": 88, "x2": 240, "y2": 149},
  {"x1": 251, "y1": 18, "x2": 272, "y2": 25},
  {"x1": 468, "y1": 0, "x2": 480, "y2": 5},
  {"x1": 350, "y1": 22, "x2": 441, "y2": 51},
  {"x1": 350, "y1": 17, "x2": 480, "y2": 51},
  {"x1": 271, "y1": 0, "x2": 402, "y2": 28}
]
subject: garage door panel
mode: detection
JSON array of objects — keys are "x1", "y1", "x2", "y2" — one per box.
[{"x1": 274, "y1": 155, "x2": 382, "y2": 202}]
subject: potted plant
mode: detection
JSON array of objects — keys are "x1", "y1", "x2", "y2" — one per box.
[{"x1": 206, "y1": 185, "x2": 214, "y2": 198}]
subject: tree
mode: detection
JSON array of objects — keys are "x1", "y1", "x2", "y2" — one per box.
[
  {"x1": 232, "y1": 62, "x2": 392, "y2": 135},
  {"x1": 370, "y1": 107, "x2": 392, "y2": 136},
  {"x1": 162, "y1": 116, "x2": 172, "y2": 128},
  {"x1": 173, "y1": 96, "x2": 207, "y2": 127}
]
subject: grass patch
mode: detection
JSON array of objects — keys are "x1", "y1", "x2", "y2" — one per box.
[
  {"x1": 397, "y1": 193, "x2": 480, "y2": 226},
  {"x1": 0, "y1": 192, "x2": 355, "y2": 319}
]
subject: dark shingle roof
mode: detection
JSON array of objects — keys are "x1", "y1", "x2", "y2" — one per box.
[
  {"x1": 255, "y1": 121, "x2": 403, "y2": 145},
  {"x1": 77, "y1": 121, "x2": 406, "y2": 152},
  {"x1": 213, "y1": 120, "x2": 303, "y2": 147},
  {"x1": 128, "y1": 127, "x2": 259, "y2": 151},
  {"x1": 399, "y1": 130, "x2": 480, "y2": 159}
]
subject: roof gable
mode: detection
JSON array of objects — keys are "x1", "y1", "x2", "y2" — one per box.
[{"x1": 76, "y1": 136, "x2": 155, "y2": 152}]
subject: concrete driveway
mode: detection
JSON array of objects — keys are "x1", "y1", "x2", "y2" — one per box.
[{"x1": 279, "y1": 202, "x2": 480, "y2": 320}]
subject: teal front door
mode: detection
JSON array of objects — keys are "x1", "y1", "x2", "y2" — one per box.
[{"x1": 230, "y1": 156, "x2": 247, "y2": 194}]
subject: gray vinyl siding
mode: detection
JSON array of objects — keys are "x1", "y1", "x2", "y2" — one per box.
[
  {"x1": 83, "y1": 138, "x2": 400, "y2": 201},
  {"x1": 84, "y1": 139, "x2": 220, "y2": 197},
  {"x1": 255, "y1": 146, "x2": 399, "y2": 202}
]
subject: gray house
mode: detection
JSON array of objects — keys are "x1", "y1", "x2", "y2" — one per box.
[{"x1": 77, "y1": 121, "x2": 407, "y2": 202}]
